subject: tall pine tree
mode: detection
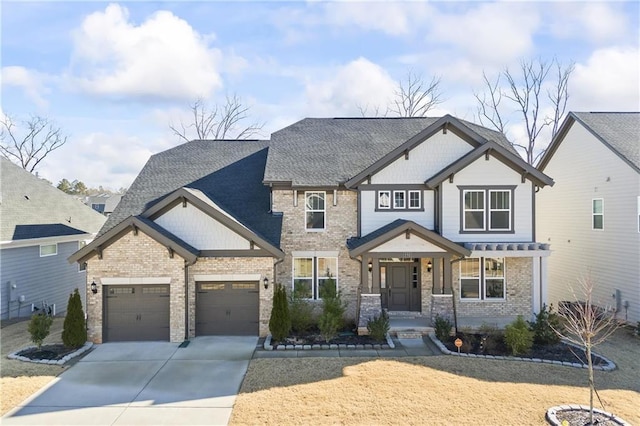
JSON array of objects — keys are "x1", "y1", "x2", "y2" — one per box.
[{"x1": 62, "y1": 288, "x2": 87, "y2": 348}]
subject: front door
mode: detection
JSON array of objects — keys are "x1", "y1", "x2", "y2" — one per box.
[{"x1": 388, "y1": 264, "x2": 411, "y2": 311}]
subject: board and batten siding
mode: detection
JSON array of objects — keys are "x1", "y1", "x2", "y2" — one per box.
[
  {"x1": 1, "y1": 241, "x2": 87, "y2": 319},
  {"x1": 154, "y1": 203, "x2": 252, "y2": 250},
  {"x1": 360, "y1": 190, "x2": 434, "y2": 235},
  {"x1": 440, "y1": 155, "x2": 533, "y2": 242},
  {"x1": 537, "y1": 122, "x2": 640, "y2": 324}
]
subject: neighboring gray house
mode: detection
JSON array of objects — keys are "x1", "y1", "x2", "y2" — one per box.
[
  {"x1": 1, "y1": 158, "x2": 106, "y2": 320},
  {"x1": 537, "y1": 112, "x2": 640, "y2": 324},
  {"x1": 84, "y1": 194, "x2": 122, "y2": 216},
  {"x1": 71, "y1": 115, "x2": 554, "y2": 343}
]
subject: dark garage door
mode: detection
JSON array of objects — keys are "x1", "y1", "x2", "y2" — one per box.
[
  {"x1": 104, "y1": 285, "x2": 170, "y2": 342},
  {"x1": 196, "y1": 281, "x2": 259, "y2": 335}
]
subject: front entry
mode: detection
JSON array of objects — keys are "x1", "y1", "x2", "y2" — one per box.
[{"x1": 381, "y1": 260, "x2": 420, "y2": 311}]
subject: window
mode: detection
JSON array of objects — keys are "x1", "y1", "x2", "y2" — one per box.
[
  {"x1": 293, "y1": 257, "x2": 337, "y2": 300},
  {"x1": 460, "y1": 187, "x2": 515, "y2": 232},
  {"x1": 40, "y1": 243, "x2": 57, "y2": 257},
  {"x1": 393, "y1": 191, "x2": 405, "y2": 209},
  {"x1": 460, "y1": 257, "x2": 505, "y2": 300},
  {"x1": 376, "y1": 190, "x2": 422, "y2": 211},
  {"x1": 408, "y1": 190, "x2": 421, "y2": 209},
  {"x1": 592, "y1": 199, "x2": 603, "y2": 230},
  {"x1": 378, "y1": 191, "x2": 391, "y2": 209},
  {"x1": 463, "y1": 190, "x2": 485, "y2": 230},
  {"x1": 305, "y1": 192, "x2": 325, "y2": 230},
  {"x1": 91, "y1": 203, "x2": 105, "y2": 213}
]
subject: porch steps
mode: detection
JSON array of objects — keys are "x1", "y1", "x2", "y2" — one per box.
[{"x1": 388, "y1": 312, "x2": 434, "y2": 338}]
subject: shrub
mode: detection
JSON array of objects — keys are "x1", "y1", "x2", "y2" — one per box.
[
  {"x1": 434, "y1": 315, "x2": 452, "y2": 341},
  {"x1": 62, "y1": 289, "x2": 87, "y2": 348},
  {"x1": 367, "y1": 311, "x2": 390, "y2": 342},
  {"x1": 504, "y1": 315, "x2": 534, "y2": 356},
  {"x1": 318, "y1": 276, "x2": 346, "y2": 342},
  {"x1": 635, "y1": 321, "x2": 640, "y2": 337},
  {"x1": 269, "y1": 284, "x2": 291, "y2": 341},
  {"x1": 528, "y1": 304, "x2": 563, "y2": 345},
  {"x1": 289, "y1": 288, "x2": 315, "y2": 334},
  {"x1": 28, "y1": 313, "x2": 54, "y2": 349}
]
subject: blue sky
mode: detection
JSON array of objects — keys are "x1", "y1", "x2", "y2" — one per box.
[{"x1": 2, "y1": 1, "x2": 639, "y2": 189}]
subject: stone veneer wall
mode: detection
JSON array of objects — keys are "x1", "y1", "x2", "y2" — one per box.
[
  {"x1": 420, "y1": 258, "x2": 433, "y2": 316},
  {"x1": 272, "y1": 189, "x2": 360, "y2": 321},
  {"x1": 455, "y1": 257, "x2": 533, "y2": 319},
  {"x1": 187, "y1": 257, "x2": 274, "y2": 337},
  {"x1": 85, "y1": 230, "x2": 186, "y2": 343}
]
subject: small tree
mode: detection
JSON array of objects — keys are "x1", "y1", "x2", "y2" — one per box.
[
  {"x1": 528, "y1": 303, "x2": 563, "y2": 345},
  {"x1": 62, "y1": 289, "x2": 87, "y2": 348},
  {"x1": 289, "y1": 287, "x2": 315, "y2": 334},
  {"x1": 504, "y1": 315, "x2": 534, "y2": 355},
  {"x1": 553, "y1": 277, "x2": 619, "y2": 425},
  {"x1": 269, "y1": 284, "x2": 291, "y2": 341},
  {"x1": 318, "y1": 276, "x2": 347, "y2": 342},
  {"x1": 28, "y1": 313, "x2": 54, "y2": 350}
]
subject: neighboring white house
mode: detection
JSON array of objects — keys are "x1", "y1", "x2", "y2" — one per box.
[{"x1": 537, "y1": 112, "x2": 640, "y2": 324}]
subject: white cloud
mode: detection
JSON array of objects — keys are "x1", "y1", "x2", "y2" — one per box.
[
  {"x1": 304, "y1": 57, "x2": 397, "y2": 116},
  {"x1": 547, "y1": 3, "x2": 632, "y2": 44},
  {"x1": 570, "y1": 46, "x2": 640, "y2": 111},
  {"x1": 1, "y1": 66, "x2": 50, "y2": 108},
  {"x1": 322, "y1": 2, "x2": 430, "y2": 36},
  {"x1": 68, "y1": 4, "x2": 224, "y2": 101}
]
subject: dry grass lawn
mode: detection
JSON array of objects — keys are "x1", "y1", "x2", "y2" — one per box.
[
  {"x1": 231, "y1": 328, "x2": 640, "y2": 426},
  {"x1": 0, "y1": 317, "x2": 68, "y2": 416}
]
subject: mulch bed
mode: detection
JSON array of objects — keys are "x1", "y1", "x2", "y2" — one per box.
[
  {"x1": 272, "y1": 328, "x2": 385, "y2": 347},
  {"x1": 16, "y1": 344, "x2": 79, "y2": 361},
  {"x1": 555, "y1": 410, "x2": 625, "y2": 425}
]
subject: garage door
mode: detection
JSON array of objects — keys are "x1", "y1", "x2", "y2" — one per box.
[
  {"x1": 196, "y1": 281, "x2": 259, "y2": 335},
  {"x1": 104, "y1": 285, "x2": 170, "y2": 342}
]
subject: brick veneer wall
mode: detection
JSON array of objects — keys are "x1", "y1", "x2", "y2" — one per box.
[
  {"x1": 455, "y1": 257, "x2": 533, "y2": 319},
  {"x1": 272, "y1": 189, "x2": 360, "y2": 321},
  {"x1": 187, "y1": 257, "x2": 274, "y2": 337},
  {"x1": 85, "y1": 230, "x2": 186, "y2": 343}
]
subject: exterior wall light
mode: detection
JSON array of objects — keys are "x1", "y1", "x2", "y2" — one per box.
[
  {"x1": 368, "y1": 261, "x2": 373, "y2": 273},
  {"x1": 263, "y1": 277, "x2": 269, "y2": 290},
  {"x1": 90, "y1": 280, "x2": 98, "y2": 294},
  {"x1": 427, "y1": 260, "x2": 433, "y2": 273}
]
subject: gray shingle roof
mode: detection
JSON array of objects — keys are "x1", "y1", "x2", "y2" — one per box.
[
  {"x1": 572, "y1": 112, "x2": 640, "y2": 170},
  {"x1": 264, "y1": 117, "x2": 516, "y2": 187},
  {"x1": 101, "y1": 140, "x2": 282, "y2": 248},
  {"x1": 0, "y1": 158, "x2": 106, "y2": 242}
]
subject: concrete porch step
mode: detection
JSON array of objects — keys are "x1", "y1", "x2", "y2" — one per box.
[{"x1": 391, "y1": 326, "x2": 435, "y2": 339}]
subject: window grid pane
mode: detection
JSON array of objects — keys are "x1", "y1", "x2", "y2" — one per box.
[
  {"x1": 408, "y1": 190, "x2": 421, "y2": 209},
  {"x1": 393, "y1": 191, "x2": 405, "y2": 209},
  {"x1": 305, "y1": 192, "x2": 325, "y2": 230},
  {"x1": 460, "y1": 258, "x2": 480, "y2": 299},
  {"x1": 463, "y1": 191, "x2": 485, "y2": 230},
  {"x1": 489, "y1": 190, "x2": 511, "y2": 230},
  {"x1": 378, "y1": 191, "x2": 390, "y2": 209},
  {"x1": 592, "y1": 199, "x2": 603, "y2": 230}
]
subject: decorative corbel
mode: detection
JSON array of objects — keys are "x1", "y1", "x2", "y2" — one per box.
[
  {"x1": 250, "y1": 241, "x2": 255, "y2": 250},
  {"x1": 405, "y1": 230, "x2": 411, "y2": 239},
  {"x1": 95, "y1": 247, "x2": 103, "y2": 260},
  {"x1": 404, "y1": 149, "x2": 409, "y2": 160},
  {"x1": 485, "y1": 150, "x2": 491, "y2": 160},
  {"x1": 132, "y1": 224, "x2": 138, "y2": 236},
  {"x1": 449, "y1": 174, "x2": 454, "y2": 183},
  {"x1": 333, "y1": 189, "x2": 337, "y2": 206},
  {"x1": 521, "y1": 172, "x2": 528, "y2": 183},
  {"x1": 443, "y1": 122, "x2": 448, "y2": 134},
  {"x1": 182, "y1": 197, "x2": 187, "y2": 208},
  {"x1": 167, "y1": 247, "x2": 174, "y2": 259}
]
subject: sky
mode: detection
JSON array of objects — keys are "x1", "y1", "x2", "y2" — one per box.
[{"x1": 1, "y1": 1, "x2": 639, "y2": 190}]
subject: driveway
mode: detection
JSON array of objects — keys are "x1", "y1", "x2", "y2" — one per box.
[{"x1": 2, "y1": 336, "x2": 258, "y2": 426}]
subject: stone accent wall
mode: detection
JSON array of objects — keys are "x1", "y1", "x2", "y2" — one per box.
[
  {"x1": 357, "y1": 294, "x2": 382, "y2": 335},
  {"x1": 420, "y1": 258, "x2": 433, "y2": 316},
  {"x1": 431, "y1": 295, "x2": 454, "y2": 322},
  {"x1": 85, "y1": 230, "x2": 186, "y2": 343},
  {"x1": 272, "y1": 189, "x2": 360, "y2": 321},
  {"x1": 455, "y1": 257, "x2": 533, "y2": 319},
  {"x1": 187, "y1": 257, "x2": 273, "y2": 337}
]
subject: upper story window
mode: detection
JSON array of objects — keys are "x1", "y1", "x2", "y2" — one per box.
[
  {"x1": 592, "y1": 198, "x2": 603, "y2": 230},
  {"x1": 40, "y1": 243, "x2": 57, "y2": 257},
  {"x1": 460, "y1": 257, "x2": 505, "y2": 300},
  {"x1": 293, "y1": 256, "x2": 338, "y2": 300},
  {"x1": 91, "y1": 203, "x2": 106, "y2": 213},
  {"x1": 460, "y1": 186, "x2": 514, "y2": 233},
  {"x1": 305, "y1": 191, "x2": 325, "y2": 231},
  {"x1": 376, "y1": 190, "x2": 422, "y2": 211}
]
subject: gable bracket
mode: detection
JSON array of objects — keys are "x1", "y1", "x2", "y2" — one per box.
[
  {"x1": 404, "y1": 149, "x2": 409, "y2": 160},
  {"x1": 167, "y1": 247, "x2": 174, "y2": 259},
  {"x1": 448, "y1": 174, "x2": 454, "y2": 184},
  {"x1": 131, "y1": 224, "x2": 138, "y2": 236},
  {"x1": 367, "y1": 175, "x2": 371, "y2": 184},
  {"x1": 405, "y1": 230, "x2": 411, "y2": 239},
  {"x1": 250, "y1": 241, "x2": 255, "y2": 250},
  {"x1": 95, "y1": 247, "x2": 103, "y2": 260},
  {"x1": 443, "y1": 122, "x2": 448, "y2": 134},
  {"x1": 521, "y1": 172, "x2": 528, "y2": 184},
  {"x1": 485, "y1": 149, "x2": 491, "y2": 160},
  {"x1": 182, "y1": 197, "x2": 187, "y2": 208}
]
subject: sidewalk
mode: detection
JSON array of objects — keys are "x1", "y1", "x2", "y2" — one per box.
[{"x1": 253, "y1": 335, "x2": 441, "y2": 359}]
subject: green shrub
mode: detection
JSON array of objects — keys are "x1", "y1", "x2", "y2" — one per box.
[
  {"x1": 289, "y1": 288, "x2": 315, "y2": 333},
  {"x1": 318, "y1": 276, "x2": 346, "y2": 342},
  {"x1": 504, "y1": 315, "x2": 534, "y2": 356},
  {"x1": 636, "y1": 321, "x2": 640, "y2": 337},
  {"x1": 367, "y1": 311, "x2": 390, "y2": 342},
  {"x1": 269, "y1": 284, "x2": 291, "y2": 341},
  {"x1": 28, "y1": 313, "x2": 54, "y2": 349},
  {"x1": 434, "y1": 315, "x2": 452, "y2": 341},
  {"x1": 62, "y1": 289, "x2": 87, "y2": 348},
  {"x1": 528, "y1": 304, "x2": 563, "y2": 345}
]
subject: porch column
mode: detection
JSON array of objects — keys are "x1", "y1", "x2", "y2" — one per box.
[
  {"x1": 433, "y1": 256, "x2": 441, "y2": 294},
  {"x1": 361, "y1": 255, "x2": 370, "y2": 293},
  {"x1": 371, "y1": 257, "x2": 380, "y2": 293},
  {"x1": 532, "y1": 257, "x2": 541, "y2": 315},
  {"x1": 443, "y1": 255, "x2": 452, "y2": 294},
  {"x1": 540, "y1": 256, "x2": 549, "y2": 308}
]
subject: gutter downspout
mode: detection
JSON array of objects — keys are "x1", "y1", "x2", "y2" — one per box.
[{"x1": 184, "y1": 261, "x2": 190, "y2": 343}]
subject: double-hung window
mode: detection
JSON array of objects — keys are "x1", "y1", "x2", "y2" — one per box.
[
  {"x1": 293, "y1": 257, "x2": 338, "y2": 300},
  {"x1": 376, "y1": 190, "x2": 422, "y2": 211},
  {"x1": 460, "y1": 257, "x2": 505, "y2": 300},
  {"x1": 305, "y1": 192, "x2": 325, "y2": 230},
  {"x1": 393, "y1": 191, "x2": 405, "y2": 209},
  {"x1": 461, "y1": 187, "x2": 514, "y2": 232},
  {"x1": 40, "y1": 243, "x2": 57, "y2": 257},
  {"x1": 408, "y1": 190, "x2": 421, "y2": 209},
  {"x1": 592, "y1": 198, "x2": 603, "y2": 230}
]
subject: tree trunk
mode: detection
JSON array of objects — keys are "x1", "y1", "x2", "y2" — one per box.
[{"x1": 587, "y1": 341, "x2": 594, "y2": 425}]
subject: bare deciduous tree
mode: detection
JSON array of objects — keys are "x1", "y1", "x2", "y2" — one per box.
[
  {"x1": 170, "y1": 94, "x2": 264, "y2": 142},
  {"x1": 0, "y1": 114, "x2": 68, "y2": 173},
  {"x1": 475, "y1": 58, "x2": 575, "y2": 165},
  {"x1": 553, "y1": 276, "x2": 620, "y2": 425},
  {"x1": 357, "y1": 71, "x2": 443, "y2": 118}
]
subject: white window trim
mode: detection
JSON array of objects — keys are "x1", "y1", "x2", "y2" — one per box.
[
  {"x1": 293, "y1": 257, "x2": 314, "y2": 299},
  {"x1": 460, "y1": 257, "x2": 506, "y2": 301},
  {"x1": 292, "y1": 256, "x2": 338, "y2": 300},
  {"x1": 393, "y1": 190, "x2": 406, "y2": 209},
  {"x1": 305, "y1": 191, "x2": 326, "y2": 231},
  {"x1": 592, "y1": 198, "x2": 604, "y2": 230},
  {"x1": 378, "y1": 190, "x2": 391, "y2": 209},
  {"x1": 460, "y1": 258, "x2": 481, "y2": 300},
  {"x1": 488, "y1": 190, "x2": 511, "y2": 231},
  {"x1": 39, "y1": 243, "x2": 58, "y2": 257},
  {"x1": 463, "y1": 190, "x2": 486, "y2": 231},
  {"x1": 408, "y1": 190, "x2": 421, "y2": 209}
]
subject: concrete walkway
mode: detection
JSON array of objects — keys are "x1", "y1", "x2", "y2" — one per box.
[{"x1": 2, "y1": 336, "x2": 258, "y2": 426}]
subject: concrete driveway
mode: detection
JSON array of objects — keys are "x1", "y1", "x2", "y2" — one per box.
[{"x1": 2, "y1": 336, "x2": 258, "y2": 426}]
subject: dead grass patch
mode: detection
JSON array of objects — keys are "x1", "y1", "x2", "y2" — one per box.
[{"x1": 231, "y1": 328, "x2": 640, "y2": 425}]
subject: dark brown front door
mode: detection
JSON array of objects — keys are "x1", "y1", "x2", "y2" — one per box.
[
  {"x1": 196, "y1": 281, "x2": 259, "y2": 335},
  {"x1": 104, "y1": 285, "x2": 170, "y2": 342},
  {"x1": 388, "y1": 265, "x2": 411, "y2": 311}
]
